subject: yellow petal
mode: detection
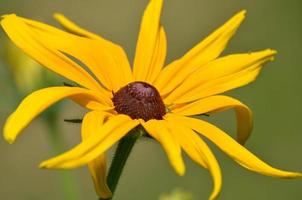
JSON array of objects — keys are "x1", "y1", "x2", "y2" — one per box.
[
  {"x1": 53, "y1": 13, "x2": 101, "y2": 40},
  {"x1": 1, "y1": 14, "x2": 103, "y2": 92},
  {"x1": 172, "y1": 95, "x2": 252, "y2": 145},
  {"x1": 53, "y1": 13, "x2": 133, "y2": 90},
  {"x1": 169, "y1": 114, "x2": 302, "y2": 178},
  {"x1": 142, "y1": 119, "x2": 185, "y2": 176},
  {"x1": 165, "y1": 119, "x2": 221, "y2": 200},
  {"x1": 146, "y1": 26, "x2": 167, "y2": 83},
  {"x1": 81, "y1": 111, "x2": 108, "y2": 140},
  {"x1": 71, "y1": 94, "x2": 113, "y2": 112},
  {"x1": 165, "y1": 49, "x2": 276, "y2": 104},
  {"x1": 19, "y1": 15, "x2": 132, "y2": 91},
  {"x1": 133, "y1": 0, "x2": 164, "y2": 82},
  {"x1": 165, "y1": 120, "x2": 207, "y2": 169},
  {"x1": 40, "y1": 114, "x2": 138, "y2": 168},
  {"x1": 87, "y1": 154, "x2": 112, "y2": 198},
  {"x1": 3, "y1": 86, "x2": 110, "y2": 144},
  {"x1": 155, "y1": 10, "x2": 246, "y2": 96},
  {"x1": 81, "y1": 111, "x2": 112, "y2": 198}
]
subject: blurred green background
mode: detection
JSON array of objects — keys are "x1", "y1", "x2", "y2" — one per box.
[{"x1": 0, "y1": 0, "x2": 302, "y2": 199}]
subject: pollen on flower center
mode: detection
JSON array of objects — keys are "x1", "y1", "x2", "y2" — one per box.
[{"x1": 112, "y1": 81, "x2": 166, "y2": 121}]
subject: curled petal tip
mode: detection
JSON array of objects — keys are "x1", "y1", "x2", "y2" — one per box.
[
  {"x1": 39, "y1": 162, "x2": 48, "y2": 169},
  {"x1": 4, "y1": 128, "x2": 16, "y2": 144},
  {"x1": 178, "y1": 171, "x2": 185, "y2": 177},
  {"x1": 4, "y1": 136, "x2": 15, "y2": 144},
  {"x1": 39, "y1": 161, "x2": 58, "y2": 169},
  {"x1": 38, "y1": 164, "x2": 45, "y2": 169},
  {"x1": 268, "y1": 49, "x2": 278, "y2": 55},
  {"x1": 234, "y1": 10, "x2": 247, "y2": 21},
  {"x1": 53, "y1": 12, "x2": 63, "y2": 19},
  {"x1": 271, "y1": 49, "x2": 278, "y2": 54},
  {"x1": 53, "y1": 12, "x2": 61, "y2": 16},
  {"x1": 239, "y1": 9, "x2": 247, "y2": 16},
  {"x1": 253, "y1": 49, "x2": 277, "y2": 61},
  {"x1": 286, "y1": 172, "x2": 302, "y2": 178},
  {"x1": 266, "y1": 49, "x2": 277, "y2": 61},
  {"x1": 176, "y1": 166, "x2": 186, "y2": 176},
  {"x1": 271, "y1": 51, "x2": 278, "y2": 60},
  {"x1": 6, "y1": 139, "x2": 14, "y2": 144}
]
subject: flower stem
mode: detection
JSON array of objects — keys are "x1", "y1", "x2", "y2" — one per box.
[{"x1": 99, "y1": 126, "x2": 143, "y2": 200}]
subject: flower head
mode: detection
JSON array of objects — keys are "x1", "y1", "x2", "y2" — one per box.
[{"x1": 2, "y1": 0, "x2": 301, "y2": 199}]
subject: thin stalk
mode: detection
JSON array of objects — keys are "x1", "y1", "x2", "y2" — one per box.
[{"x1": 99, "y1": 126, "x2": 143, "y2": 200}]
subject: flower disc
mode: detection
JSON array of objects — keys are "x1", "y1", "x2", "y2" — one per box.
[{"x1": 112, "y1": 81, "x2": 166, "y2": 121}]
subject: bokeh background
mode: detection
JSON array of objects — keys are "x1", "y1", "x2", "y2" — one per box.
[{"x1": 0, "y1": 0, "x2": 302, "y2": 199}]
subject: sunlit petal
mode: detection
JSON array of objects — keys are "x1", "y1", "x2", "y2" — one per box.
[
  {"x1": 169, "y1": 114, "x2": 302, "y2": 178},
  {"x1": 53, "y1": 13, "x2": 102, "y2": 40},
  {"x1": 165, "y1": 50, "x2": 276, "y2": 104},
  {"x1": 165, "y1": 119, "x2": 222, "y2": 200},
  {"x1": 146, "y1": 26, "x2": 167, "y2": 83},
  {"x1": 19, "y1": 15, "x2": 132, "y2": 91},
  {"x1": 155, "y1": 10, "x2": 246, "y2": 95},
  {"x1": 165, "y1": 120, "x2": 207, "y2": 169},
  {"x1": 3, "y1": 87, "x2": 110, "y2": 144},
  {"x1": 142, "y1": 119, "x2": 185, "y2": 176},
  {"x1": 40, "y1": 115, "x2": 138, "y2": 168},
  {"x1": 54, "y1": 13, "x2": 133, "y2": 90},
  {"x1": 81, "y1": 111, "x2": 112, "y2": 198},
  {"x1": 1, "y1": 14, "x2": 103, "y2": 92},
  {"x1": 133, "y1": 0, "x2": 164, "y2": 82},
  {"x1": 172, "y1": 95, "x2": 252, "y2": 144},
  {"x1": 2, "y1": 4, "x2": 300, "y2": 200}
]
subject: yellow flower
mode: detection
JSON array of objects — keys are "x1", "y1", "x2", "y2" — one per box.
[{"x1": 2, "y1": 0, "x2": 301, "y2": 199}]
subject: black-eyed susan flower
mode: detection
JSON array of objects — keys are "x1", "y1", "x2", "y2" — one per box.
[{"x1": 2, "y1": 0, "x2": 301, "y2": 199}]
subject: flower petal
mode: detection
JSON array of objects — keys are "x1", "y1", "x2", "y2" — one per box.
[
  {"x1": 53, "y1": 13, "x2": 133, "y2": 90},
  {"x1": 172, "y1": 95, "x2": 252, "y2": 145},
  {"x1": 155, "y1": 10, "x2": 246, "y2": 96},
  {"x1": 146, "y1": 26, "x2": 167, "y2": 83},
  {"x1": 87, "y1": 154, "x2": 112, "y2": 198},
  {"x1": 53, "y1": 13, "x2": 101, "y2": 40},
  {"x1": 3, "y1": 87, "x2": 110, "y2": 144},
  {"x1": 142, "y1": 119, "x2": 185, "y2": 176},
  {"x1": 133, "y1": 0, "x2": 164, "y2": 82},
  {"x1": 39, "y1": 114, "x2": 138, "y2": 168},
  {"x1": 165, "y1": 120, "x2": 207, "y2": 169},
  {"x1": 165, "y1": 49, "x2": 276, "y2": 104},
  {"x1": 81, "y1": 111, "x2": 112, "y2": 198},
  {"x1": 169, "y1": 114, "x2": 302, "y2": 178},
  {"x1": 1, "y1": 14, "x2": 103, "y2": 92},
  {"x1": 165, "y1": 119, "x2": 221, "y2": 200},
  {"x1": 18, "y1": 15, "x2": 132, "y2": 91},
  {"x1": 71, "y1": 94, "x2": 113, "y2": 112}
]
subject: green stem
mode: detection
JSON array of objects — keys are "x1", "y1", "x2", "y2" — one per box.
[
  {"x1": 99, "y1": 126, "x2": 143, "y2": 200},
  {"x1": 46, "y1": 113, "x2": 79, "y2": 200}
]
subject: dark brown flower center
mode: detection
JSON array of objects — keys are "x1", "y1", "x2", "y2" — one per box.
[{"x1": 112, "y1": 81, "x2": 166, "y2": 121}]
